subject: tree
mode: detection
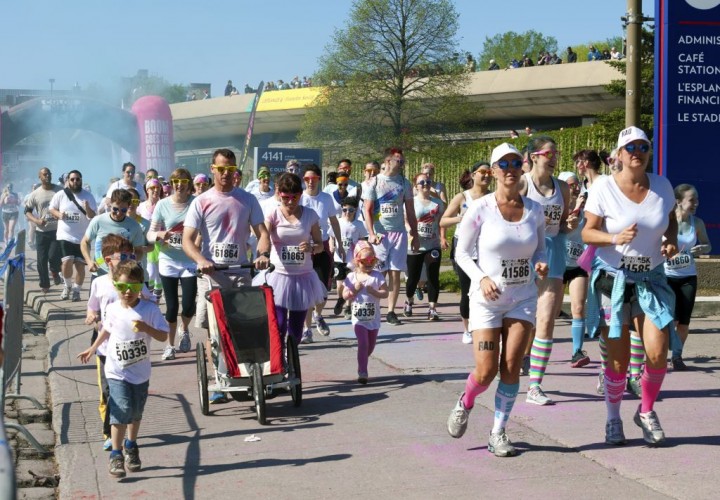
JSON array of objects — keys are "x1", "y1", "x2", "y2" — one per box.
[
  {"x1": 478, "y1": 30, "x2": 558, "y2": 70},
  {"x1": 298, "y1": 0, "x2": 482, "y2": 156}
]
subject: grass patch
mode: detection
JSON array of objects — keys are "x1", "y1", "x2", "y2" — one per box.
[{"x1": 439, "y1": 269, "x2": 461, "y2": 293}]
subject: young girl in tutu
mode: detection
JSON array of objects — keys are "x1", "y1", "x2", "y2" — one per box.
[
  {"x1": 264, "y1": 173, "x2": 327, "y2": 346},
  {"x1": 343, "y1": 241, "x2": 388, "y2": 384}
]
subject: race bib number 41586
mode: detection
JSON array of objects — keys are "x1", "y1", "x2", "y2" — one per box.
[{"x1": 500, "y1": 258, "x2": 531, "y2": 286}]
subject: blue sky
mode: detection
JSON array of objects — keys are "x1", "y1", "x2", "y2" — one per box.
[{"x1": 2, "y1": 0, "x2": 655, "y2": 94}]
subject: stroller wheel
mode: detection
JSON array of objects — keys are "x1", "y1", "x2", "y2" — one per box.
[
  {"x1": 196, "y1": 342, "x2": 209, "y2": 416},
  {"x1": 287, "y1": 335, "x2": 302, "y2": 407},
  {"x1": 252, "y1": 363, "x2": 267, "y2": 425}
]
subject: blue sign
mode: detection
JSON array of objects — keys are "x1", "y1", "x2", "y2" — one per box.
[
  {"x1": 253, "y1": 147, "x2": 322, "y2": 178},
  {"x1": 655, "y1": 0, "x2": 720, "y2": 251}
]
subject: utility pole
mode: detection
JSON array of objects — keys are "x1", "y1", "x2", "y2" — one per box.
[{"x1": 624, "y1": 0, "x2": 642, "y2": 127}]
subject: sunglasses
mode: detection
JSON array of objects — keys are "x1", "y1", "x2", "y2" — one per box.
[
  {"x1": 172, "y1": 178, "x2": 190, "y2": 186},
  {"x1": 342, "y1": 208, "x2": 356, "y2": 213},
  {"x1": 111, "y1": 206, "x2": 129, "y2": 214},
  {"x1": 69, "y1": 177, "x2": 82, "y2": 182},
  {"x1": 303, "y1": 176, "x2": 320, "y2": 182},
  {"x1": 124, "y1": 170, "x2": 135, "y2": 175},
  {"x1": 624, "y1": 143, "x2": 650, "y2": 154},
  {"x1": 533, "y1": 150, "x2": 559, "y2": 160},
  {"x1": 279, "y1": 193, "x2": 301, "y2": 200},
  {"x1": 130, "y1": 198, "x2": 140, "y2": 206},
  {"x1": 109, "y1": 252, "x2": 137, "y2": 262},
  {"x1": 337, "y1": 183, "x2": 349, "y2": 187},
  {"x1": 258, "y1": 175, "x2": 270, "y2": 180},
  {"x1": 113, "y1": 281, "x2": 143, "y2": 293},
  {"x1": 495, "y1": 159, "x2": 524, "y2": 170},
  {"x1": 416, "y1": 180, "x2": 431, "y2": 187},
  {"x1": 212, "y1": 165, "x2": 238, "y2": 175},
  {"x1": 194, "y1": 182, "x2": 209, "y2": 187},
  {"x1": 357, "y1": 256, "x2": 377, "y2": 266}
]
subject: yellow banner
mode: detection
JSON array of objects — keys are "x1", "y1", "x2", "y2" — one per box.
[{"x1": 257, "y1": 87, "x2": 321, "y2": 111}]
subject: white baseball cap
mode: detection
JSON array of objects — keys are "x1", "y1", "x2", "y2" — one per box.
[
  {"x1": 617, "y1": 126, "x2": 650, "y2": 150},
  {"x1": 490, "y1": 143, "x2": 523, "y2": 165},
  {"x1": 558, "y1": 171, "x2": 578, "y2": 182}
]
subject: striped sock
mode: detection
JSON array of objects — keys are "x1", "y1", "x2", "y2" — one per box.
[
  {"x1": 599, "y1": 335, "x2": 607, "y2": 372},
  {"x1": 492, "y1": 381, "x2": 520, "y2": 433},
  {"x1": 604, "y1": 367, "x2": 626, "y2": 421},
  {"x1": 640, "y1": 366, "x2": 667, "y2": 413},
  {"x1": 528, "y1": 338, "x2": 553, "y2": 388},
  {"x1": 629, "y1": 333, "x2": 645, "y2": 378},
  {"x1": 571, "y1": 319, "x2": 585, "y2": 353},
  {"x1": 461, "y1": 373, "x2": 489, "y2": 410}
]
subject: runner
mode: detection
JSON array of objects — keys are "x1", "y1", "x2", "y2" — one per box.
[
  {"x1": 665, "y1": 183, "x2": 711, "y2": 371},
  {"x1": 0, "y1": 183, "x2": 21, "y2": 244},
  {"x1": 102, "y1": 162, "x2": 146, "y2": 209},
  {"x1": 446, "y1": 143, "x2": 548, "y2": 457},
  {"x1": 245, "y1": 166, "x2": 274, "y2": 201},
  {"x1": 193, "y1": 174, "x2": 210, "y2": 195},
  {"x1": 25, "y1": 167, "x2": 62, "y2": 292},
  {"x1": 362, "y1": 148, "x2": 419, "y2": 325},
  {"x1": 48, "y1": 170, "x2": 97, "y2": 301},
  {"x1": 440, "y1": 161, "x2": 492, "y2": 343},
  {"x1": 330, "y1": 196, "x2": 367, "y2": 318},
  {"x1": 138, "y1": 179, "x2": 163, "y2": 298},
  {"x1": 420, "y1": 162, "x2": 448, "y2": 204},
  {"x1": 324, "y1": 159, "x2": 361, "y2": 199},
  {"x1": 583, "y1": 126, "x2": 677, "y2": 446}
]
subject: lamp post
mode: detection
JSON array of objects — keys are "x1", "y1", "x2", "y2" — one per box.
[{"x1": 49, "y1": 78, "x2": 55, "y2": 97}]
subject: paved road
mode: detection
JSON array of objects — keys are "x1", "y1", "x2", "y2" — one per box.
[{"x1": 21, "y1": 254, "x2": 720, "y2": 499}]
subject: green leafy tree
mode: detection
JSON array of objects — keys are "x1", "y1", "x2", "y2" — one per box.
[
  {"x1": 478, "y1": 30, "x2": 558, "y2": 69},
  {"x1": 299, "y1": 0, "x2": 481, "y2": 156}
]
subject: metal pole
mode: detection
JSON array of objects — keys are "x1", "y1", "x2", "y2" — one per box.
[{"x1": 625, "y1": 0, "x2": 642, "y2": 127}]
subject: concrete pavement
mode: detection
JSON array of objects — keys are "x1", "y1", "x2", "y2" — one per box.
[{"x1": 17, "y1": 252, "x2": 720, "y2": 499}]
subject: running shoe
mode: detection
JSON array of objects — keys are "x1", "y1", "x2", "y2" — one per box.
[
  {"x1": 461, "y1": 331, "x2": 473, "y2": 345},
  {"x1": 403, "y1": 300, "x2": 413, "y2": 317},
  {"x1": 178, "y1": 329, "x2": 192, "y2": 353},
  {"x1": 415, "y1": 287, "x2": 424, "y2": 301},
  {"x1": 52, "y1": 272, "x2": 63, "y2": 286},
  {"x1": 357, "y1": 371, "x2": 368, "y2": 385},
  {"x1": 153, "y1": 288, "x2": 163, "y2": 301},
  {"x1": 488, "y1": 429, "x2": 518, "y2": 457},
  {"x1": 526, "y1": 385, "x2": 554, "y2": 406},
  {"x1": 605, "y1": 418, "x2": 627, "y2": 445},
  {"x1": 161, "y1": 345, "x2": 176, "y2": 360},
  {"x1": 103, "y1": 437, "x2": 112, "y2": 451},
  {"x1": 343, "y1": 306, "x2": 352, "y2": 320},
  {"x1": 386, "y1": 311, "x2": 402, "y2": 326},
  {"x1": 520, "y1": 355, "x2": 530, "y2": 376},
  {"x1": 314, "y1": 312, "x2": 330, "y2": 336},
  {"x1": 71, "y1": 288, "x2": 81, "y2": 302},
  {"x1": 447, "y1": 396, "x2": 471, "y2": 438},
  {"x1": 301, "y1": 328, "x2": 314, "y2": 344},
  {"x1": 627, "y1": 376, "x2": 642, "y2": 398},
  {"x1": 672, "y1": 356, "x2": 688, "y2": 371},
  {"x1": 60, "y1": 286, "x2": 70, "y2": 300},
  {"x1": 109, "y1": 454, "x2": 126, "y2": 478},
  {"x1": 596, "y1": 370, "x2": 605, "y2": 395},
  {"x1": 123, "y1": 445, "x2": 142, "y2": 472},
  {"x1": 209, "y1": 392, "x2": 228, "y2": 404},
  {"x1": 427, "y1": 309, "x2": 440, "y2": 321},
  {"x1": 570, "y1": 349, "x2": 590, "y2": 368},
  {"x1": 333, "y1": 298, "x2": 345, "y2": 316},
  {"x1": 634, "y1": 406, "x2": 666, "y2": 445}
]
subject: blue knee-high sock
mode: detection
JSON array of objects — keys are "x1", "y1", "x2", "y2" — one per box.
[{"x1": 571, "y1": 318, "x2": 586, "y2": 353}]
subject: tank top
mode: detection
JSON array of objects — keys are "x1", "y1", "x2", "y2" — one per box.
[
  {"x1": 454, "y1": 191, "x2": 477, "y2": 260},
  {"x1": 523, "y1": 172, "x2": 564, "y2": 237},
  {"x1": 665, "y1": 215, "x2": 697, "y2": 278}
]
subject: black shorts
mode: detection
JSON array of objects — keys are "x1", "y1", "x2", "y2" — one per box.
[
  {"x1": 59, "y1": 240, "x2": 84, "y2": 260},
  {"x1": 2, "y1": 212, "x2": 18, "y2": 224},
  {"x1": 563, "y1": 266, "x2": 588, "y2": 284},
  {"x1": 312, "y1": 241, "x2": 333, "y2": 292},
  {"x1": 667, "y1": 275, "x2": 697, "y2": 325},
  {"x1": 595, "y1": 270, "x2": 637, "y2": 304},
  {"x1": 334, "y1": 262, "x2": 349, "y2": 281}
]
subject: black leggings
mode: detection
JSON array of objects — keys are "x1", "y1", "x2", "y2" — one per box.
[
  {"x1": 160, "y1": 275, "x2": 198, "y2": 323},
  {"x1": 453, "y1": 259, "x2": 474, "y2": 320},
  {"x1": 406, "y1": 249, "x2": 441, "y2": 303},
  {"x1": 668, "y1": 275, "x2": 697, "y2": 325}
]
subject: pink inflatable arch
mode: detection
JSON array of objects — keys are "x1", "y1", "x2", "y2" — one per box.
[{"x1": 131, "y1": 96, "x2": 175, "y2": 179}]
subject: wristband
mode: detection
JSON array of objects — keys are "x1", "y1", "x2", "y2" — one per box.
[
  {"x1": 259, "y1": 251, "x2": 270, "y2": 258},
  {"x1": 611, "y1": 234, "x2": 618, "y2": 245}
]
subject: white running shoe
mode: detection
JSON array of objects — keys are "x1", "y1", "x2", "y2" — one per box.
[{"x1": 461, "y1": 331, "x2": 473, "y2": 344}]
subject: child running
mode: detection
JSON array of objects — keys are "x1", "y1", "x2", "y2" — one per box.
[
  {"x1": 331, "y1": 196, "x2": 367, "y2": 319},
  {"x1": 78, "y1": 260, "x2": 169, "y2": 478},
  {"x1": 342, "y1": 241, "x2": 388, "y2": 384}
]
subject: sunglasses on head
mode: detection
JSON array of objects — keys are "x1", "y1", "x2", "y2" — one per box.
[
  {"x1": 109, "y1": 252, "x2": 137, "y2": 262},
  {"x1": 212, "y1": 165, "x2": 238, "y2": 175},
  {"x1": 533, "y1": 149, "x2": 559, "y2": 160},
  {"x1": 111, "y1": 206, "x2": 129, "y2": 214},
  {"x1": 495, "y1": 159, "x2": 524, "y2": 170},
  {"x1": 342, "y1": 207, "x2": 356, "y2": 213},
  {"x1": 624, "y1": 143, "x2": 650, "y2": 154},
  {"x1": 113, "y1": 281, "x2": 143, "y2": 293}
]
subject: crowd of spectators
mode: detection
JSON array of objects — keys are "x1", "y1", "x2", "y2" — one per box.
[{"x1": 484, "y1": 43, "x2": 625, "y2": 71}]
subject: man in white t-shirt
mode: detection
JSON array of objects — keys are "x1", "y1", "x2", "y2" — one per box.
[
  {"x1": 102, "y1": 162, "x2": 146, "y2": 210},
  {"x1": 48, "y1": 170, "x2": 97, "y2": 301}
]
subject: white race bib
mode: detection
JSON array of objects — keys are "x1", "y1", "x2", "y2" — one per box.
[
  {"x1": 167, "y1": 232, "x2": 183, "y2": 249},
  {"x1": 621, "y1": 255, "x2": 651, "y2": 273},
  {"x1": 352, "y1": 301, "x2": 376, "y2": 321},
  {"x1": 64, "y1": 212, "x2": 81, "y2": 223},
  {"x1": 341, "y1": 238, "x2": 352, "y2": 250},
  {"x1": 500, "y1": 258, "x2": 532, "y2": 286},
  {"x1": 544, "y1": 204, "x2": 562, "y2": 227},
  {"x1": 212, "y1": 243, "x2": 240, "y2": 264},
  {"x1": 280, "y1": 245, "x2": 305, "y2": 266},
  {"x1": 380, "y1": 202, "x2": 399, "y2": 219},
  {"x1": 666, "y1": 252, "x2": 691, "y2": 270},
  {"x1": 566, "y1": 240, "x2": 584, "y2": 261},
  {"x1": 115, "y1": 338, "x2": 148, "y2": 368},
  {"x1": 417, "y1": 222, "x2": 436, "y2": 239}
]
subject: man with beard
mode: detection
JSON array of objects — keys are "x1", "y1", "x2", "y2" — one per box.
[
  {"x1": 49, "y1": 170, "x2": 98, "y2": 301},
  {"x1": 25, "y1": 167, "x2": 63, "y2": 292}
]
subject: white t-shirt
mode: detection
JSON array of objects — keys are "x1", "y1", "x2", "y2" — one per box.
[
  {"x1": 330, "y1": 218, "x2": 367, "y2": 263},
  {"x1": 455, "y1": 193, "x2": 546, "y2": 305},
  {"x1": 584, "y1": 173, "x2": 675, "y2": 271},
  {"x1": 301, "y1": 191, "x2": 338, "y2": 242},
  {"x1": 344, "y1": 270, "x2": 385, "y2": 329},
  {"x1": 523, "y1": 172, "x2": 565, "y2": 237},
  {"x1": 105, "y1": 180, "x2": 146, "y2": 201},
  {"x1": 184, "y1": 187, "x2": 264, "y2": 265},
  {"x1": 103, "y1": 299, "x2": 169, "y2": 384},
  {"x1": 49, "y1": 189, "x2": 98, "y2": 244}
]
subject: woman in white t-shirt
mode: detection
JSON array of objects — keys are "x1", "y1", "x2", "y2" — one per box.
[
  {"x1": 582, "y1": 126, "x2": 678, "y2": 447},
  {"x1": 446, "y1": 143, "x2": 548, "y2": 458}
]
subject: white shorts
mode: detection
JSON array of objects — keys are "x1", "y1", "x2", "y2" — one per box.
[
  {"x1": 382, "y1": 231, "x2": 408, "y2": 272},
  {"x1": 468, "y1": 294, "x2": 537, "y2": 330}
]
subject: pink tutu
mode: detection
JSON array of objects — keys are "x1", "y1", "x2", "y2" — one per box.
[{"x1": 264, "y1": 271, "x2": 326, "y2": 311}]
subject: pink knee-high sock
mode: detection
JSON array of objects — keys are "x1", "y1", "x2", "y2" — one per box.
[
  {"x1": 604, "y1": 367, "x2": 626, "y2": 421},
  {"x1": 461, "y1": 373, "x2": 490, "y2": 410},
  {"x1": 640, "y1": 365, "x2": 667, "y2": 413}
]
